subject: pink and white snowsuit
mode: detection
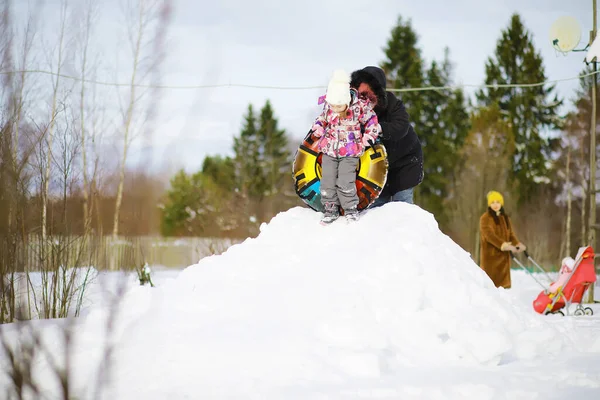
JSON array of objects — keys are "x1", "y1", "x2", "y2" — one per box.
[{"x1": 311, "y1": 96, "x2": 380, "y2": 158}]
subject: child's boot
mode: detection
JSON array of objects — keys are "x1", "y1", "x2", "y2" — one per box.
[
  {"x1": 320, "y1": 202, "x2": 340, "y2": 225},
  {"x1": 345, "y1": 206, "x2": 360, "y2": 222}
]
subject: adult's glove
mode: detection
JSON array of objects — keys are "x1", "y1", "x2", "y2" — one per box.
[{"x1": 501, "y1": 242, "x2": 517, "y2": 252}]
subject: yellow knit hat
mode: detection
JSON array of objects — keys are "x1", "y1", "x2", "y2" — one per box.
[{"x1": 487, "y1": 190, "x2": 504, "y2": 207}]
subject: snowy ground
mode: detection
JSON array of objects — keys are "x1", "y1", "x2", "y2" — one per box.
[{"x1": 1, "y1": 203, "x2": 600, "y2": 399}]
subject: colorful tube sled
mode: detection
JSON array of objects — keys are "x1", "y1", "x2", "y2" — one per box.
[{"x1": 292, "y1": 130, "x2": 388, "y2": 212}]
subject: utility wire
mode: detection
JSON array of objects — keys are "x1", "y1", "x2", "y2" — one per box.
[
  {"x1": 0, "y1": 68, "x2": 598, "y2": 92},
  {"x1": 390, "y1": 69, "x2": 600, "y2": 92}
]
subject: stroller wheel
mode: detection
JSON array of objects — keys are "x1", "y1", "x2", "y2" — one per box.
[
  {"x1": 574, "y1": 308, "x2": 585, "y2": 316},
  {"x1": 556, "y1": 310, "x2": 565, "y2": 316},
  {"x1": 584, "y1": 307, "x2": 594, "y2": 316}
]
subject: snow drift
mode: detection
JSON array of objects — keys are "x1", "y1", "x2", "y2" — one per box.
[
  {"x1": 107, "y1": 203, "x2": 567, "y2": 397},
  {"x1": 3, "y1": 203, "x2": 584, "y2": 400}
]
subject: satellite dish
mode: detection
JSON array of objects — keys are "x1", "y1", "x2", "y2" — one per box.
[{"x1": 549, "y1": 16, "x2": 582, "y2": 53}]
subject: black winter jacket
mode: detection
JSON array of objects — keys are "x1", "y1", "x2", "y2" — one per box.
[
  {"x1": 378, "y1": 92, "x2": 423, "y2": 195},
  {"x1": 351, "y1": 66, "x2": 423, "y2": 196}
]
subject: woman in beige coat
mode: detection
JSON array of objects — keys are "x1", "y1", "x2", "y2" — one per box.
[{"x1": 479, "y1": 191, "x2": 526, "y2": 288}]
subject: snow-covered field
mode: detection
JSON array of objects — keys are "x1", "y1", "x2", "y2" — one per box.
[{"x1": 1, "y1": 203, "x2": 600, "y2": 399}]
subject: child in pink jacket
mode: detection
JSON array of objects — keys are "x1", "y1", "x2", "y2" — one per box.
[
  {"x1": 311, "y1": 69, "x2": 380, "y2": 225},
  {"x1": 548, "y1": 257, "x2": 576, "y2": 294}
]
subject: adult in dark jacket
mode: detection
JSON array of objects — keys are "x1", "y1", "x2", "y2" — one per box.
[{"x1": 350, "y1": 66, "x2": 423, "y2": 205}]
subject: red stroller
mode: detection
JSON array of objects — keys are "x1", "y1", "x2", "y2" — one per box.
[{"x1": 513, "y1": 247, "x2": 597, "y2": 316}]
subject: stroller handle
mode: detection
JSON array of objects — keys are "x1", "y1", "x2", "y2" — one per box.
[
  {"x1": 511, "y1": 248, "x2": 555, "y2": 287},
  {"x1": 510, "y1": 249, "x2": 531, "y2": 259},
  {"x1": 511, "y1": 251, "x2": 548, "y2": 289}
]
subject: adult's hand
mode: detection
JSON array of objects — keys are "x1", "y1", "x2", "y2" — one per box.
[{"x1": 501, "y1": 242, "x2": 517, "y2": 252}]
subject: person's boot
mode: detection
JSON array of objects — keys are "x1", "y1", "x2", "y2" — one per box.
[
  {"x1": 320, "y1": 202, "x2": 340, "y2": 225},
  {"x1": 344, "y1": 206, "x2": 360, "y2": 222}
]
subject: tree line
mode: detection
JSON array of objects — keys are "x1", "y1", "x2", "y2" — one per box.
[
  {"x1": 162, "y1": 13, "x2": 598, "y2": 267},
  {"x1": 1, "y1": 5, "x2": 597, "y2": 272}
]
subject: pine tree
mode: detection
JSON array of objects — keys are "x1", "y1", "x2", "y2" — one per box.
[
  {"x1": 233, "y1": 101, "x2": 292, "y2": 224},
  {"x1": 160, "y1": 160, "x2": 242, "y2": 237},
  {"x1": 415, "y1": 49, "x2": 470, "y2": 223},
  {"x1": 381, "y1": 16, "x2": 425, "y2": 124},
  {"x1": 381, "y1": 18, "x2": 470, "y2": 219},
  {"x1": 256, "y1": 101, "x2": 291, "y2": 220},
  {"x1": 233, "y1": 105, "x2": 261, "y2": 200},
  {"x1": 202, "y1": 155, "x2": 236, "y2": 192},
  {"x1": 476, "y1": 13, "x2": 563, "y2": 202},
  {"x1": 257, "y1": 100, "x2": 290, "y2": 198},
  {"x1": 160, "y1": 170, "x2": 202, "y2": 236}
]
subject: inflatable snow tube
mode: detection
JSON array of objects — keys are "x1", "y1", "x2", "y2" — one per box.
[{"x1": 292, "y1": 131, "x2": 388, "y2": 212}]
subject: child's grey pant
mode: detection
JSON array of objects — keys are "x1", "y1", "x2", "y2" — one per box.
[{"x1": 320, "y1": 154, "x2": 359, "y2": 211}]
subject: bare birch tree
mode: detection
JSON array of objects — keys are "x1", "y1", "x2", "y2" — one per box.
[
  {"x1": 112, "y1": 0, "x2": 170, "y2": 239},
  {"x1": 78, "y1": 0, "x2": 99, "y2": 237},
  {"x1": 1, "y1": 0, "x2": 44, "y2": 323},
  {"x1": 41, "y1": 0, "x2": 68, "y2": 240}
]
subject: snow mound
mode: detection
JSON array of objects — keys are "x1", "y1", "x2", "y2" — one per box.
[{"x1": 110, "y1": 204, "x2": 568, "y2": 396}]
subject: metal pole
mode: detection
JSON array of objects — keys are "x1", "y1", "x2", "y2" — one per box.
[{"x1": 587, "y1": 0, "x2": 598, "y2": 303}]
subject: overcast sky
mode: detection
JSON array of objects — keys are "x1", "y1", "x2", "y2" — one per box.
[{"x1": 12, "y1": 0, "x2": 596, "y2": 174}]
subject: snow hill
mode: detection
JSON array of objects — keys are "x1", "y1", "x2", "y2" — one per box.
[
  {"x1": 3, "y1": 203, "x2": 600, "y2": 399},
  {"x1": 106, "y1": 203, "x2": 576, "y2": 398}
]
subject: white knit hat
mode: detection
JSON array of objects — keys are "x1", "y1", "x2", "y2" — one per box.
[
  {"x1": 561, "y1": 256, "x2": 575, "y2": 272},
  {"x1": 325, "y1": 69, "x2": 351, "y2": 106}
]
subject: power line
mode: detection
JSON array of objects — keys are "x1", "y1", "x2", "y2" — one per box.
[
  {"x1": 389, "y1": 69, "x2": 600, "y2": 92},
  {"x1": 0, "y1": 69, "x2": 324, "y2": 90},
  {"x1": 0, "y1": 68, "x2": 598, "y2": 92}
]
